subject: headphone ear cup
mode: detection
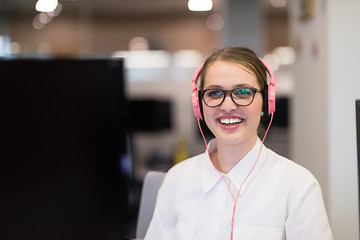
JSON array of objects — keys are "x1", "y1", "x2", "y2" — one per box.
[
  {"x1": 267, "y1": 83, "x2": 276, "y2": 114},
  {"x1": 258, "y1": 57, "x2": 276, "y2": 115},
  {"x1": 192, "y1": 63, "x2": 204, "y2": 119},
  {"x1": 198, "y1": 90, "x2": 204, "y2": 119},
  {"x1": 192, "y1": 88, "x2": 202, "y2": 119},
  {"x1": 263, "y1": 85, "x2": 269, "y2": 115}
]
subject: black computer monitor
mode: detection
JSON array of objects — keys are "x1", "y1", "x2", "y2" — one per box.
[
  {"x1": 128, "y1": 99, "x2": 172, "y2": 132},
  {"x1": 0, "y1": 58, "x2": 130, "y2": 240},
  {"x1": 357, "y1": 99, "x2": 360, "y2": 226},
  {"x1": 357, "y1": 100, "x2": 360, "y2": 162}
]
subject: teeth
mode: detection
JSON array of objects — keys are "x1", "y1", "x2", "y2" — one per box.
[{"x1": 220, "y1": 118, "x2": 242, "y2": 124}]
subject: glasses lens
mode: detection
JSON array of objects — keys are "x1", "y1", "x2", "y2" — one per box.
[
  {"x1": 203, "y1": 89, "x2": 224, "y2": 107},
  {"x1": 202, "y1": 88, "x2": 256, "y2": 107},
  {"x1": 232, "y1": 88, "x2": 254, "y2": 105}
]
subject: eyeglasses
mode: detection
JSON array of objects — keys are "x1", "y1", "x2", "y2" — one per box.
[{"x1": 199, "y1": 87, "x2": 261, "y2": 108}]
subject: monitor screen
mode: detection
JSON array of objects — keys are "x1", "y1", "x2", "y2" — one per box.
[
  {"x1": 357, "y1": 100, "x2": 360, "y2": 162},
  {"x1": 357, "y1": 99, "x2": 360, "y2": 227},
  {"x1": 128, "y1": 99, "x2": 172, "y2": 132},
  {"x1": 0, "y1": 58, "x2": 130, "y2": 240}
]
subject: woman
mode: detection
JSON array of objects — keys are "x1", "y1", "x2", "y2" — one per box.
[{"x1": 144, "y1": 47, "x2": 333, "y2": 240}]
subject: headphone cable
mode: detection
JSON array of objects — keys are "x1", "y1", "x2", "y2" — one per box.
[{"x1": 197, "y1": 112, "x2": 274, "y2": 240}]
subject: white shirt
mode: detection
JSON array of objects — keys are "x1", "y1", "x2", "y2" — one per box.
[{"x1": 144, "y1": 138, "x2": 333, "y2": 240}]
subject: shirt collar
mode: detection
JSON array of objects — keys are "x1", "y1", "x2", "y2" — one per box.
[
  {"x1": 201, "y1": 137, "x2": 266, "y2": 194},
  {"x1": 201, "y1": 139, "x2": 222, "y2": 193}
]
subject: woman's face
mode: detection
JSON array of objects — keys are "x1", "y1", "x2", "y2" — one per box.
[{"x1": 202, "y1": 60, "x2": 263, "y2": 147}]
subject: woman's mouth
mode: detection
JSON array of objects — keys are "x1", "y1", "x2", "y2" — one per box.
[{"x1": 218, "y1": 117, "x2": 243, "y2": 126}]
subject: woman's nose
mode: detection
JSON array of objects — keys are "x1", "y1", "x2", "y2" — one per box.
[{"x1": 220, "y1": 94, "x2": 237, "y2": 112}]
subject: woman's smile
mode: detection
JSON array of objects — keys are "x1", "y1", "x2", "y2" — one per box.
[{"x1": 217, "y1": 115, "x2": 244, "y2": 129}]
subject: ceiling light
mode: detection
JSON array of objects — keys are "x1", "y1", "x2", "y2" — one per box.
[
  {"x1": 173, "y1": 50, "x2": 205, "y2": 68},
  {"x1": 39, "y1": 13, "x2": 53, "y2": 24},
  {"x1": 206, "y1": 14, "x2": 224, "y2": 31},
  {"x1": 188, "y1": 0, "x2": 213, "y2": 11},
  {"x1": 36, "y1": 0, "x2": 58, "y2": 13},
  {"x1": 33, "y1": 14, "x2": 46, "y2": 30},
  {"x1": 47, "y1": 3, "x2": 62, "y2": 17},
  {"x1": 129, "y1": 37, "x2": 149, "y2": 51},
  {"x1": 112, "y1": 50, "x2": 171, "y2": 69},
  {"x1": 273, "y1": 46, "x2": 295, "y2": 65},
  {"x1": 263, "y1": 54, "x2": 280, "y2": 72},
  {"x1": 270, "y1": 0, "x2": 286, "y2": 8}
]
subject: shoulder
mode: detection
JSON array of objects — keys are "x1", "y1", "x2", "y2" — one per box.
[
  {"x1": 167, "y1": 153, "x2": 205, "y2": 177},
  {"x1": 263, "y1": 147, "x2": 319, "y2": 187},
  {"x1": 263, "y1": 152, "x2": 333, "y2": 238},
  {"x1": 155, "y1": 153, "x2": 205, "y2": 204},
  {"x1": 160, "y1": 153, "x2": 205, "y2": 187},
  {"x1": 260, "y1": 148, "x2": 325, "y2": 208}
]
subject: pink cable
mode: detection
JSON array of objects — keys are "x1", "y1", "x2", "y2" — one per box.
[{"x1": 197, "y1": 112, "x2": 274, "y2": 240}]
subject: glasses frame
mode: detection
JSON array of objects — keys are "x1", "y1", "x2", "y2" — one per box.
[{"x1": 199, "y1": 87, "x2": 262, "y2": 108}]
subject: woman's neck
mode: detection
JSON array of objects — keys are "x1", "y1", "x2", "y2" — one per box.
[{"x1": 210, "y1": 137, "x2": 257, "y2": 174}]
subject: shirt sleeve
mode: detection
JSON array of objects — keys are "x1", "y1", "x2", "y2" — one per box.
[{"x1": 285, "y1": 179, "x2": 333, "y2": 240}]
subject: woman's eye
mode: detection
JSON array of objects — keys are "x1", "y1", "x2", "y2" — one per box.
[
  {"x1": 207, "y1": 90, "x2": 223, "y2": 98},
  {"x1": 234, "y1": 88, "x2": 251, "y2": 97}
]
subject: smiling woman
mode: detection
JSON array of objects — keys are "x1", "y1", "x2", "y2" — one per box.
[{"x1": 144, "y1": 46, "x2": 333, "y2": 240}]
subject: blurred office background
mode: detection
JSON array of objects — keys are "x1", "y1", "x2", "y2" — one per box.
[{"x1": 1, "y1": 0, "x2": 360, "y2": 239}]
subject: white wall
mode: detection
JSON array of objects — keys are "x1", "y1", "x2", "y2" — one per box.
[
  {"x1": 289, "y1": 0, "x2": 360, "y2": 239},
  {"x1": 327, "y1": 1, "x2": 360, "y2": 238}
]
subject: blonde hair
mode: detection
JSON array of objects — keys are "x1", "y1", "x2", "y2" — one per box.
[{"x1": 198, "y1": 47, "x2": 267, "y2": 92}]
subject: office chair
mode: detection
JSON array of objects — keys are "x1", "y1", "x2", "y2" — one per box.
[{"x1": 136, "y1": 171, "x2": 166, "y2": 239}]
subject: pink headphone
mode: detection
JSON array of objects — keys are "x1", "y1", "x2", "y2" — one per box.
[{"x1": 192, "y1": 58, "x2": 275, "y2": 119}]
